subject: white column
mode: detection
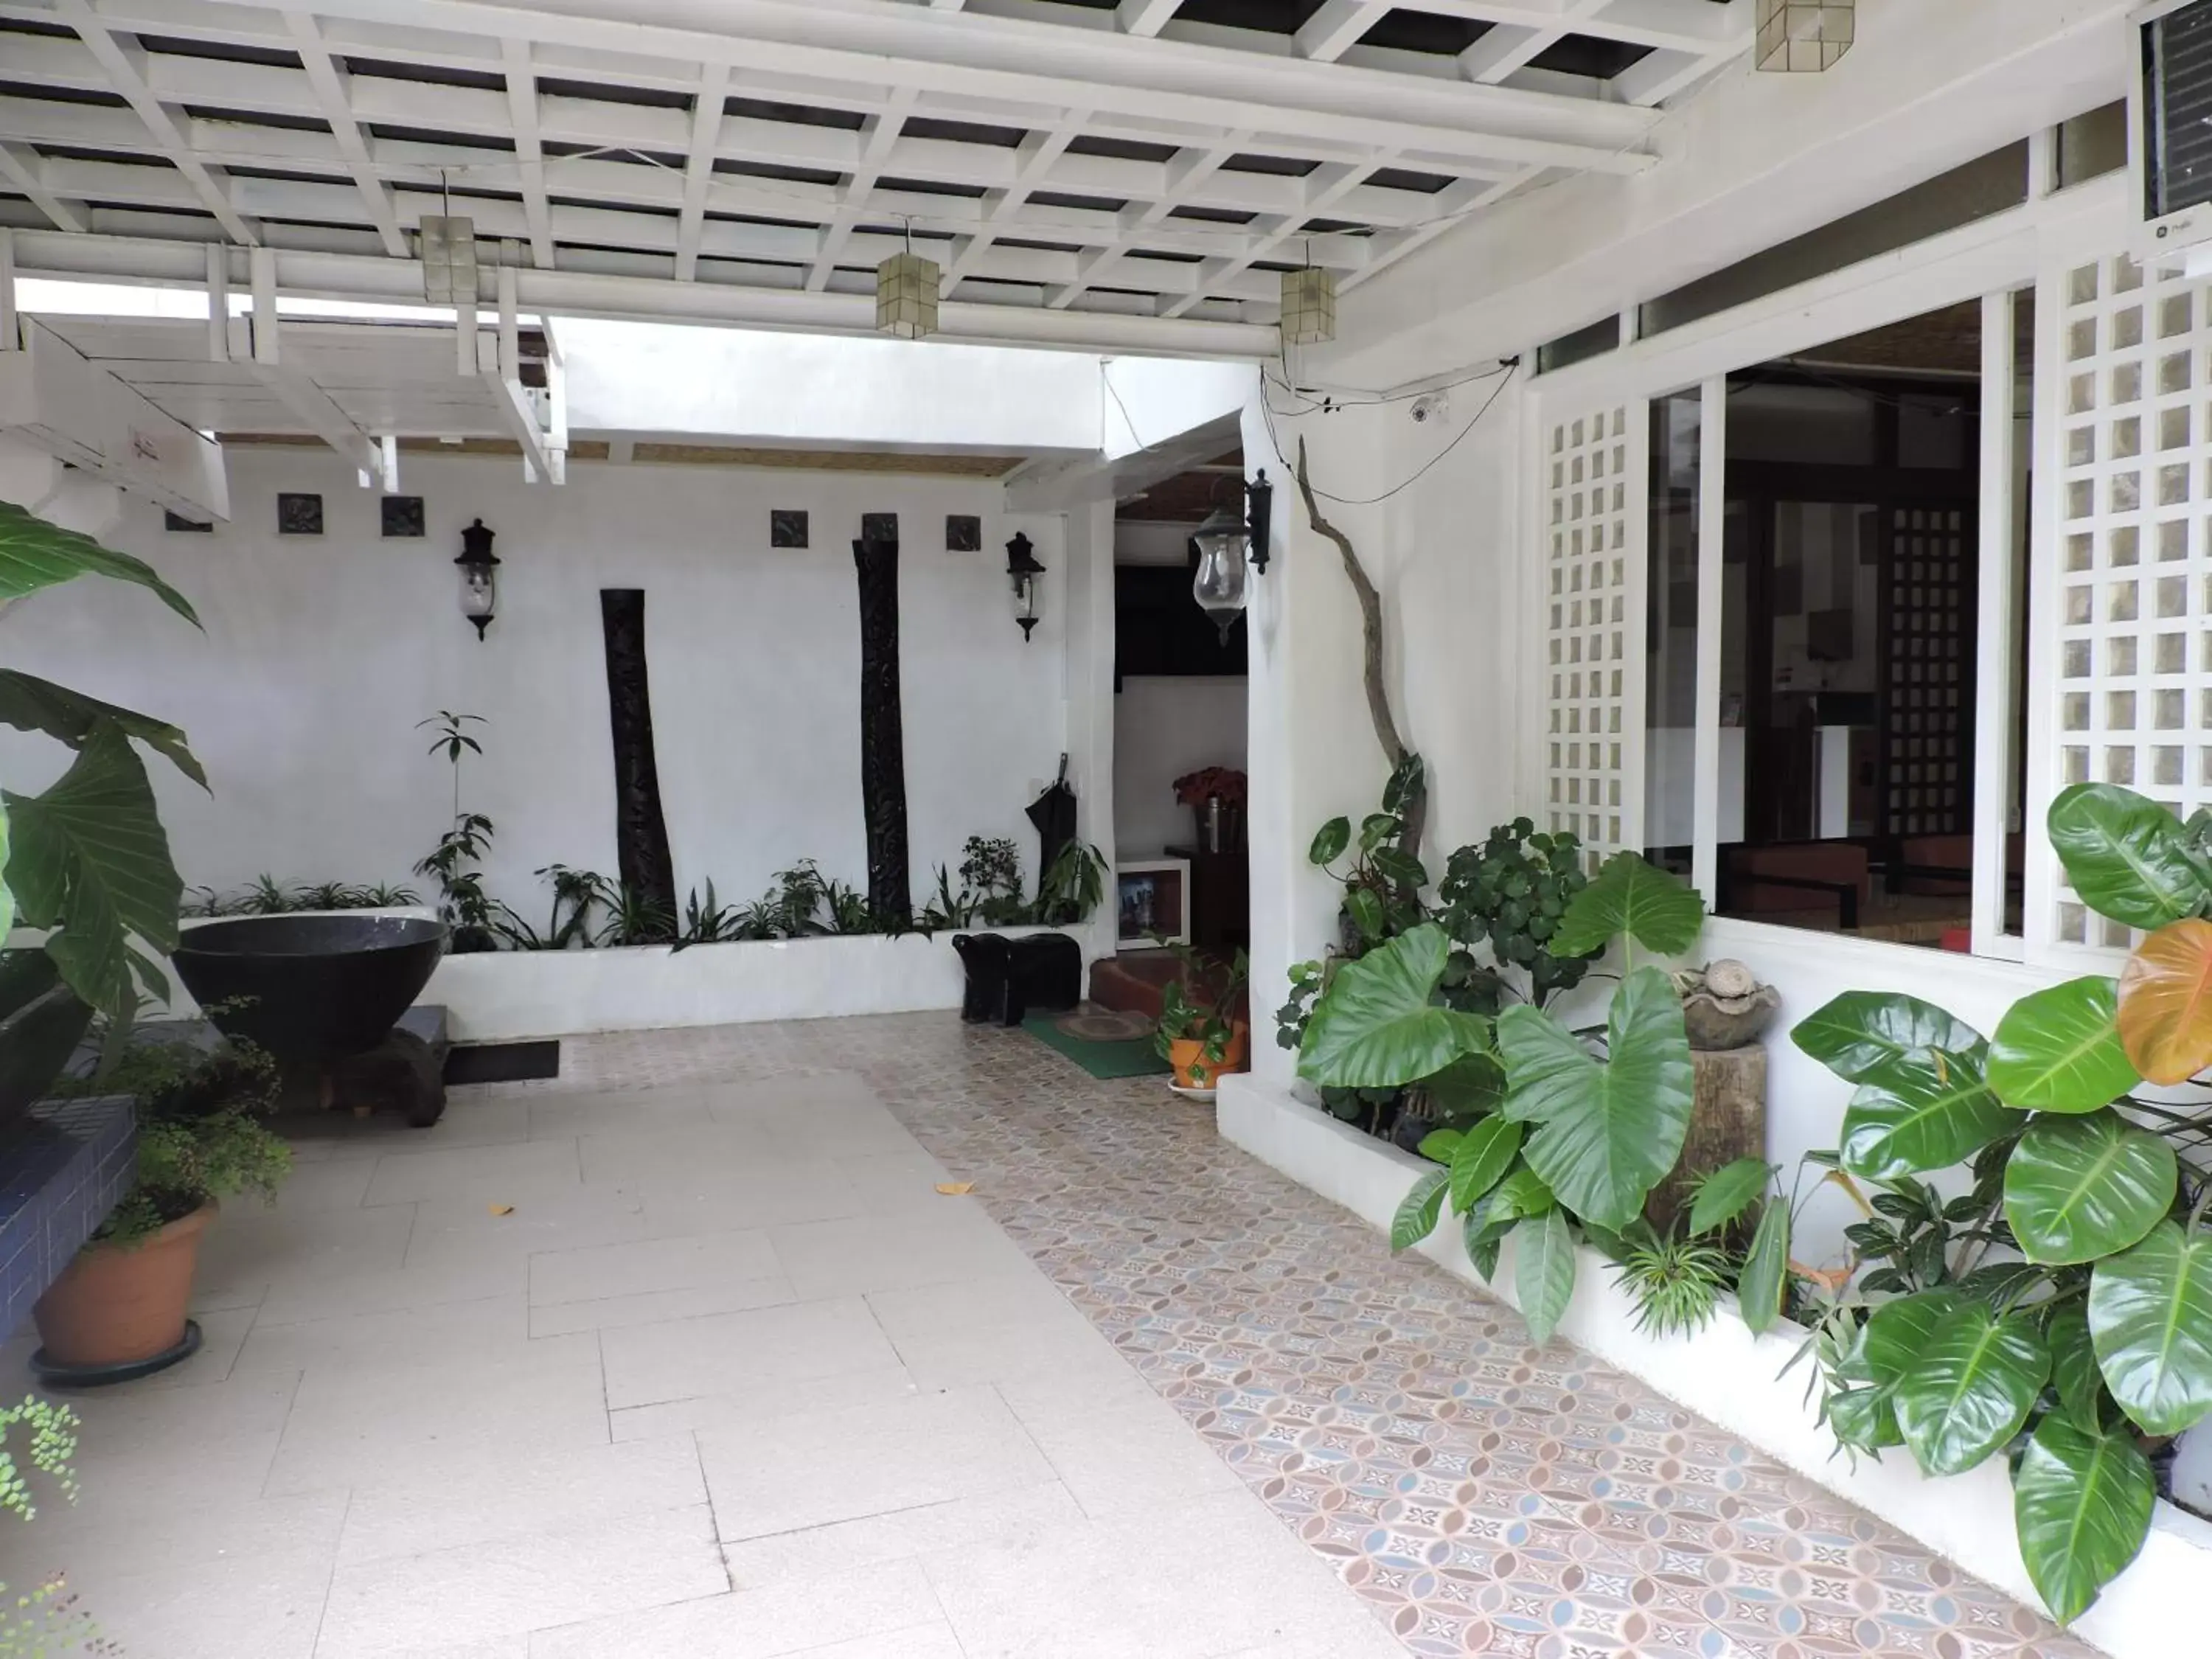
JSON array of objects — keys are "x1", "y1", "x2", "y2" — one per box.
[
  {"x1": 1060, "y1": 495, "x2": 1119, "y2": 967},
  {"x1": 1690, "y1": 376, "x2": 1728, "y2": 906}
]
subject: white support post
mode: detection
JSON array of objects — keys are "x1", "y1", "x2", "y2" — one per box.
[
  {"x1": 1972, "y1": 288, "x2": 2023, "y2": 959},
  {"x1": 0, "y1": 229, "x2": 14, "y2": 353},
  {"x1": 1690, "y1": 375, "x2": 1726, "y2": 907},
  {"x1": 487, "y1": 264, "x2": 555, "y2": 484},
  {"x1": 205, "y1": 243, "x2": 230, "y2": 364},
  {"x1": 248, "y1": 246, "x2": 390, "y2": 490}
]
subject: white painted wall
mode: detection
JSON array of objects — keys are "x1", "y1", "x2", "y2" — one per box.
[
  {"x1": 0, "y1": 448, "x2": 1080, "y2": 923},
  {"x1": 1113, "y1": 675, "x2": 1246, "y2": 859}
]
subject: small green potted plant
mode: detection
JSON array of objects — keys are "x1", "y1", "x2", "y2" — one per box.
[
  {"x1": 1154, "y1": 946, "x2": 1250, "y2": 1091},
  {"x1": 34, "y1": 1029, "x2": 291, "y2": 1380}
]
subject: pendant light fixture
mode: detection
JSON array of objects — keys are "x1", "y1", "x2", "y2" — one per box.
[
  {"x1": 1006, "y1": 531, "x2": 1046, "y2": 641},
  {"x1": 1189, "y1": 470, "x2": 1273, "y2": 641},
  {"x1": 455, "y1": 516, "x2": 500, "y2": 639},
  {"x1": 877, "y1": 218, "x2": 940, "y2": 341},
  {"x1": 1755, "y1": 0, "x2": 1854, "y2": 72}
]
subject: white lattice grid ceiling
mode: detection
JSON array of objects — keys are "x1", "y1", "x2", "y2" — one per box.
[
  {"x1": 2044, "y1": 249, "x2": 2212, "y2": 953},
  {"x1": 0, "y1": 0, "x2": 1751, "y2": 332},
  {"x1": 1544, "y1": 403, "x2": 1646, "y2": 866}
]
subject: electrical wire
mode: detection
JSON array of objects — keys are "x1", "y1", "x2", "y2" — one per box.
[{"x1": 1257, "y1": 359, "x2": 1520, "y2": 507}]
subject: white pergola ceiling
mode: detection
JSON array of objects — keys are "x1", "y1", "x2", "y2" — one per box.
[{"x1": 0, "y1": 0, "x2": 1750, "y2": 345}]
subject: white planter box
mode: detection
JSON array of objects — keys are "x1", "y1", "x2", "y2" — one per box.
[
  {"x1": 1215, "y1": 1074, "x2": 2212, "y2": 1659},
  {"x1": 426, "y1": 925, "x2": 1080, "y2": 1042}
]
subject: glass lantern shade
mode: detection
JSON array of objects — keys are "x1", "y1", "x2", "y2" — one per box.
[
  {"x1": 877, "y1": 251, "x2": 941, "y2": 341},
  {"x1": 456, "y1": 516, "x2": 499, "y2": 640},
  {"x1": 1755, "y1": 0, "x2": 1854, "y2": 72},
  {"x1": 1191, "y1": 506, "x2": 1251, "y2": 641},
  {"x1": 1010, "y1": 573, "x2": 1040, "y2": 640},
  {"x1": 1006, "y1": 531, "x2": 1046, "y2": 641}
]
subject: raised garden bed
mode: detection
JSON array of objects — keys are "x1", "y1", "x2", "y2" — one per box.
[{"x1": 1216, "y1": 1073, "x2": 2212, "y2": 1659}]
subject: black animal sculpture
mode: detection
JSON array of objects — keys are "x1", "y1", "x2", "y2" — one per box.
[{"x1": 953, "y1": 933, "x2": 1082, "y2": 1026}]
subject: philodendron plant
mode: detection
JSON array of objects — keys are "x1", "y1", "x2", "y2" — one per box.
[
  {"x1": 1783, "y1": 781, "x2": 2212, "y2": 1625},
  {"x1": 1303, "y1": 849, "x2": 1708, "y2": 1345},
  {"x1": 0, "y1": 502, "x2": 204, "y2": 1053}
]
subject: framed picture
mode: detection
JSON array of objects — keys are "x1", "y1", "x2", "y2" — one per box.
[{"x1": 1116, "y1": 858, "x2": 1191, "y2": 946}]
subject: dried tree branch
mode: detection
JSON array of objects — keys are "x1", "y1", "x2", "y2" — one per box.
[{"x1": 1295, "y1": 435, "x2": 1425, "y2": 859}]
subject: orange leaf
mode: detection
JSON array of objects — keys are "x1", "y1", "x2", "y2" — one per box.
[
  {"x1": 934, "y1": 1182, "x2": 975, "y2": 1197},
  {"x1": 2118, "y1": 918, "x2": 2212, "y2": 1084}
]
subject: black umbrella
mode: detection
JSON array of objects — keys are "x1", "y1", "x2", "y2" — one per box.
[{"x1": 1027, "y1": 753, "x2": 1078, "y2": 883}]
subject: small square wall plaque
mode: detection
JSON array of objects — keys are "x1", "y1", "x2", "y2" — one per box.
[
  {"x1": 163, "y1": 511, "x2": 213, "y2": 532},
  {"x1": 277, "y1": 493, "x2": 324, "y2": 535},
  {"x1": 771, "y1": 509, "x2": 809, "y2": 549},
  {"x1": 861, "y1": 512, "x2": 898, "y2": 545},
  {"x1": 380, "y1": 495, "x2": 426, "y2": 538},
  {"x1": 946, "y1": 514, "x2": 981, "y2": 552}
]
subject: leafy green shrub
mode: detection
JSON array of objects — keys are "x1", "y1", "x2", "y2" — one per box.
[
  {"x1": 57, "y1": 1032, "x2": 290, "y2": 1248},
  {"x1": 1437, "y1": 818, "x2": 1594, "y2": 1005}
]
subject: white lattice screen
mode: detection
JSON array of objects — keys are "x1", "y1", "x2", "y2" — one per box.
[
  {"x1": 2040, "y1": 250, "x2": 2212, "y2": 953},
  {"x1": 1543, "y1": 403, "x2": 1647, "y2": 866}
]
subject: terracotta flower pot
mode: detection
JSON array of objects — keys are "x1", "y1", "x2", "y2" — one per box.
[
  {"x1": 32, "y1": 1204, "x2": 215, "y2": 1369},
  {"x1": 1168, "y1": 1021, "x2": 1249, "y2": 1089}
]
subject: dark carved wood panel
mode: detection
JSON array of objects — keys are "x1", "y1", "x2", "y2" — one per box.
[
  {"x1": 853, "y1": 535, "x2": 913, "y2": 922},
  {"x1": 1882, "y1": 507, "x2": 1976, "y2": 836},
  {"x1": 598, "y1": 589, "x2": 679, "y2": 920}
]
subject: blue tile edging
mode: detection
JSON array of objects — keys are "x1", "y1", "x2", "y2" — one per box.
[{"x1": 0, "y1": 1097, "x2": 136, "y2": 1346}]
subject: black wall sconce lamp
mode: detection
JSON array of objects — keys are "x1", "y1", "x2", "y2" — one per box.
[
  {"x1": 1006, "y1": 531, "x2": 1045, "y2": 641},
  {"x1": 456, "y1": 516, "x2": 500, "y2": 639},
  {"x1": 1191, "y1": 469, "x2": 1273, "y2": 641}
]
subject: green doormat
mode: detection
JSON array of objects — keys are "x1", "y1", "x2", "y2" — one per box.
[{"x1": 1021, "y1": 1013, "x2": 1171, "y2": 1080}]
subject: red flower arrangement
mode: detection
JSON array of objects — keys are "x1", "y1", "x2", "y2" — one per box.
[{"x1": 1174, "y1": 767, "x2": 1247, "y2": 807}]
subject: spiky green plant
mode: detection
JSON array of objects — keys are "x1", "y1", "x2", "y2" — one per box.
[{"x1": 1611, "y1": 1225, "x2": 1733, "y2": 1338}]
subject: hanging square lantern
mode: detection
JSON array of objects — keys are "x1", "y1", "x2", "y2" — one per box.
[
  {"x1": 877, "y1": 251, "x2": 941, "y2": 341},
  {"x1": 1755, "y1": 0, "x2": 1854, "y2": 73},
  {"x1": 1280, "y1": 265, "x2": 1336, "y2": 346},
  {"x1": 419, "y1": 214, "x2": 478, "y2": 304}
]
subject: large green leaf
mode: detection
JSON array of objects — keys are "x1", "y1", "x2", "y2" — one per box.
[
  {"x1": 1514, "y1": 1207, "x2": 1576, "y2": 1345},
  {"x1": 1792, "y1": 991, "x2": 1986, "y2": 1083},
  {"x1": 0, "y1": 671, "x2": 206, "y2": 790},
  {"x1": 2003, "y1": 1111, "x2": 2177, "y2": 1266},
  {"x1": 1309, "y1": 817, "x2": 1350, "y2": 866},
  {"x1": 1989, "y1": 978, "x2": 2140, "y2": 1114},
  {"x1": 1426, "y1": 1051, "x2": 1506, "y2": 1121},
  {"x1": 0, "y1": 798, "x2": 12, "y2": 941},
  {"x1": 1447, "y1": 1116, "x2": 1522, "y2": 1213},
  {"x1": 0, "y1": 500, "x2": 199, "y2": 623},
  {"x1": 4, "y1": 724, "x2": 183, "y2": 1018},
  {"x1": 2048, "y1": 783, "x2": 2211, "y2": 931},
  {"x1": 1863, "y1": 1289, "x2": 1966, "y2": 1385},
  {"x1": 2089, "y1": 1221, "x2": 2212, "y2": 1434},
  {"x1": 2048, "y1": 1304, "x2": 2107, "y2": 1435},
  {"x1": 1548, "y1": 851, "x2": 1705, "y2": 960},
  {"x1": 1736, "y1": 1197, "x2": 1792, "y2": 1335},
  {"x1": 1837, "y1": 1051, "x2": 2015, "y2": 1180},
  {"x1": 1688, "y1": 1157, "x2": 1772, "y2": 1238},
  {"x1": 1465, "y1": 1161, "x2": 1556, "y2": 1239},
  {"x1": 2012, "y1": 1415, "x2": 2156, "y2": 1624},
  {"x1": 1296, "y1": 924, "x2": 1488, "y2": 1088},
  {"x1": 1495, "y1": 965, "x2": 1694, "y2": 1229},
  {"x1": 1391, "y1": 1169, "x2": 1448, "y2": 1253},
  {"x1": 1893, "y1": 1303, "x2": 2049, "y2": 1477},
  {"x1": 1826, "y1": 1385, "x2": 1905, "y2": 1452}
]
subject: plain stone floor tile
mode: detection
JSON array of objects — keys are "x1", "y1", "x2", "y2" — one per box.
[
  {"x1": 993, "y1": 1370, "x2": 1245, "y2": 1523},
  {"x1": 192, "y1": 1203, "x2": 417, "y2": 1305},
  {"x1": 608, "y1": 1365, "x2": 922, "y2": 1442},
  {"x1": 577, "y1": 1122, "x2": 781, "y2": 1183},
  {"x1": 597, "y1": 1295, "x2": 900, "y2": 1410},
  {"x1": 527, "y1": 1275, "x2": 794, "y2": 1337},
  {"x1": 316, "y1": 1502, "x2": 726, "y2": 1657},
  {"x1": 919, "y1": 1489, "x2": 1382, "y2": 1659},
  {"x1": 527, "y1": 1557, "x2": 944, "y2": 1659},
  {"x1": 61, "y1": 1534, "x2": 339, "y2": 1659},
  {"x1": 528, "y1": 1228, "x2": 780, "y2": 1305},
  {"x1": 402, "y1": 1185, "x2": 648, "y2": 1269},
  {"x1": 771, "y1": 1625, "x2": 967, "y2": 1659},
  {"x1": 234, "y1": 1293, "x2": 535, "y2": 1375},
  {"x1": 387, "y1": 1097, "x2": 531, "y2": 1149},
  {"x1": 835, "y1": 1147, "x2": 959, "y2": 1212},
  {"x1": 252, "y1": 1252, "x2": 528, "y2": 1326},
  {"x1": 361, "y1": 1139, "x2": 582, "y2": 1207},
  {"x1": 335, "y1": 1433, "x2": 708, "y2": 1565},
  {"x1": 634, "y1": 1161, "x2": 872, "y2": 1237},
  {"x1": 719, "y1": 1480, "x2": 1085, "y2": 1589},
  {"x1": 696, "y1": 1384, "x2": 1056, "y2": 1541},
  {"x1": 765, "y1": 1204, "x2": 1032, "y2": 1300},
  {"x1": 864, "y1": 1271, "x2": 1131, "y2": 1390},
  {"x1": 271, "y1": 1157, "x2": 379, "y2": 1211},
  {"x1": 702, "y1": 1074, "x2": 883, "y2": 1121},
  {"x1": 526, "y1": 1089, "x2": 716, "y2": 1141},
  {"x1": 264, "y1": 1340, "x2": 608, "y2": 1495},
  {"x1": 53, "y1": 1371, "x2": 302, "y2": 1521}
]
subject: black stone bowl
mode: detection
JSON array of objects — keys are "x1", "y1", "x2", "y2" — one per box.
[{"x1": 173, "y1": 915, "x2": 448, "y2": 1065}]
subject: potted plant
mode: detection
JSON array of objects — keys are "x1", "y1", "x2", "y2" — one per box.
[
  {"x1": 34, "y1": 1029, "x2": 289, "y2": 1379},
  {"x1": 1173, "y1": 765, "x2": 1247, "y2": 853},
  {"x1": 1154, "y1": 945, "x2": 1249, "y2": 1089}
]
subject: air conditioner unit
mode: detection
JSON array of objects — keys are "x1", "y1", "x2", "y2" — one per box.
[{"x1": 2132, "y1": 0, "x2": 2212, "y2": 261}]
